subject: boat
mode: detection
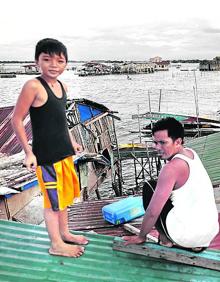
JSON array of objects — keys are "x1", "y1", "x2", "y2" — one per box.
[
  {"x1": 0, "y1": 99, "x2": 122, "y2": 221},
  {"x1": 132, "y1": 111, "x2": 220, "y2": 137},
  {"x1": 0, "y1": 73, "x2": 16, "y2": 78},
  {"x1": 22, "y1": 64, "x2": 40, "y2": 75},
  {"x1": 76, "y1": 62, "x2": 112, "y2": 76}
]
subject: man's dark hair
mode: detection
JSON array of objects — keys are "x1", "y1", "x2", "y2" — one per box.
[
  {"x1": 152, "y1": 117, "x2": 184, "y2": 143},
  {"x1": 35, "y1": 38, "x2": 68, "y2": 62}
]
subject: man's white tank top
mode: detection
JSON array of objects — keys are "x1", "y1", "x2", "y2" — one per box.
[{"x1": 166, "y1": 148, "x2": 219, "y2": 248}]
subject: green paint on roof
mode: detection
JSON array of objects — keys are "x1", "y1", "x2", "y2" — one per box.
[
  {"x1": 187, "y1": 132, "x2": 220, "y2": 186},
  {"x1": 0, "y1": 220, "x2": 219, "y2": 281}
]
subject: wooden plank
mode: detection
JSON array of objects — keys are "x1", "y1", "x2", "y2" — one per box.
[
  {"x1": 113, "y1": 239, "x2": 220, "y2": 271},
  {"x1": 123, "y1": 223, "x2": 158, "y2": 243},
  {"x1": 0, "y1": 198, "x2": 9, "y2": 220},
  {"x1": 13, "y1": 194, "x2": 44, "y2": 225},
  {"x1": 6, "y1": 186, "x2": 40, "y2": 218}
]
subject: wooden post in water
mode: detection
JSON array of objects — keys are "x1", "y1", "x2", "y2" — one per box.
[
  {"x1": 148, "y1": 91, "x2": 153, "y2": 131},
  {"x1": 137, "y1": 105, "x2": 142, "y2": 143},
  {"x1": 193, "y1": 70, "x2": 201, "y2": 137},
  {"x1": 193, "y1": 85, "x2": 201, "y2": 137},
  {"x1": 158, "y1": 89, "x2": 162, "y2": 112}
]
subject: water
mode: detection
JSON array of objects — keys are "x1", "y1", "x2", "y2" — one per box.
[
  {"x1": 2, "y1": 63, "x2": 220, "y2": 143},
  {"x1": 1, "y1": 63, "x2": 220, "y2": 196}
]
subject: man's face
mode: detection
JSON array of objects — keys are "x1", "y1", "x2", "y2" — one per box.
[{"x1": 153, "y1": 129, "x2": 180, "y2": 160}]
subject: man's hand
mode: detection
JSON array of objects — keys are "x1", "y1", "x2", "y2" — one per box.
[
  {"x1": 24, "y1": 152, "x2": 37, "y2": 172},
  {"x1": 122, "y1": 235, "x2": 146, "y2": 246}
]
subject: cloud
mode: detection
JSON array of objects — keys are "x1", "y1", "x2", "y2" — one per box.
[
  {"x1": 1, "y1": 1, "x2": 220, "y2": 60},
  {"x1": 62, "y1": 18, "x2": 220, "y2": 60}
]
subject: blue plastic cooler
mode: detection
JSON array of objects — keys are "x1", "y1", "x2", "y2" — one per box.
[{"x1": 102, "y1": 196, "x2": 145, "y2": 225}]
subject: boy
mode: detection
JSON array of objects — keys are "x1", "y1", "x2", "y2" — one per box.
[{"x1": 12, "y1": 38, "x2": 88, "y2": 257}]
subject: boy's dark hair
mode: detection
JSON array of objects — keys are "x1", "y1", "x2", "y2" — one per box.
[
  {"x1": 35, "y1": 38, "x2": 68, "y2": 62},
  {"x1": 152, "y1": 117, "x2": 184, "y2": 143}
]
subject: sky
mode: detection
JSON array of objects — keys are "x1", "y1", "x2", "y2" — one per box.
[{"x1": 1, "y1": 0, "x2": 220, "y2": 61}]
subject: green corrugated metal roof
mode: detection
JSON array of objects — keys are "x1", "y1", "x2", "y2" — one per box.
[
  {"x1": 0, "y1": 220, "x2": 220, "y2": 282},
  {"x1": 187, "y1": 132, "x2": 220, "y2": 186}
]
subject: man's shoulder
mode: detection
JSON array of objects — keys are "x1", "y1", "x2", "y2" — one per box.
[
  {"x1": 169, "y1": 157, "x2": 188, "y2": 167},
  {"x1": 163, "y1": 158, "x2": 187, "y2": 174}
]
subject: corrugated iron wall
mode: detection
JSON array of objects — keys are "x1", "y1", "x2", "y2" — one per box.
[
  {"x1": 188, "y1": 132, "x2": 220, "y2": 186},
  {"x1": 0, "y1": 220, "x2": 220, "y2": 282},
  {"x1": 0, "y1": 106, "x2": 32, "y2": 156}
]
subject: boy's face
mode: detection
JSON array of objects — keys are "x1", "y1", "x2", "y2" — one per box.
[{"x1": 36, "y1": 52, "x2": 67, "y2": 78}]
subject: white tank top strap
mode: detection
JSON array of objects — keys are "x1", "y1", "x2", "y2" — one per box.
[
  {"x1": 171, "y1": 147, "x2": 197, "y2": 163},
  {"x1": 171, "y1": 153, "x2": 191, "y2": 163}
]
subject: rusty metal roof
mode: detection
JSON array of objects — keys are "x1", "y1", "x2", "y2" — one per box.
[
  {"x1": 68, "y1": 197, "x2": 144, "y2": 236},
  {"x1": 0, "y1": 106, "x2": 32, "y2": 156},
  {"x1": 0, "y1": 153, "x2": 36, "y2": 193},
  {"x1": 0, "y1": 219, "x2": 220, "y2": 282},
  {"x1": 68, "y1": 197, "x2": 220, "y2": 250}
]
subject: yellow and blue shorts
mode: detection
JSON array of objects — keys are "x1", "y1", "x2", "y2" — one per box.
[{"x1": 36, "y1": 156, "x2": 80, "y2": 211}]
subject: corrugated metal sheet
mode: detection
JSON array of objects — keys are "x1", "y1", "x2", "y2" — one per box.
[
  {"x1": 0, "y1": 220, "x2": 220, "y2": 282},
  {"x1": 0, "y1": 106, "x2": 32, "y2": 156},
  {"x1": 68, "y1": 198, "x2": 220, "y2": 250},
  {"x1": 187, "y1": 132, "x2": 220, "y2": 186},
  {"x1": 68, "y1": 197, "x2": 144, "y2": 236},
  {"x1": 0, "y1": 155, "x2": 36, "y2": 192}
]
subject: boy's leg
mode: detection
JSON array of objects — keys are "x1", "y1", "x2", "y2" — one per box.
[
  {"x1": 36, "y1": 162, "x2": 86, "y2": 257},
  {"x1": 58, "y1": 208, "x2": 88, "y2": 245},
  {"x1": 44, "y1": 208, "x2": 85, "y2": 257}
]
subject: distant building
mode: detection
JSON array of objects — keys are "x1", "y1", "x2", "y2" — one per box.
[
  {"x1": 149, "y1": 56, "x2": 162, "y2": 63},
  {"x1": 199, "y1": 57, "x2": 220, "y2": 71},
  {"x1": 149, "y1": 57, "x2": 170, "y2": 71},
  {"x1": 76, "y1": 62, "x2": 111, "y2": 76},
  {"x1": 153, "y1": 61, "x2": 170, "y2": 71},
  {"x1": 22, "y1": 64, "x2": 40, "y2": 74},
  {"x1": 118, "y1": 62, "x2": 154, "y2": 74}
]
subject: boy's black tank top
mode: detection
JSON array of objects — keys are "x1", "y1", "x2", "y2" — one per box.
[{"x1": 29, "y1": 76, "x2": 74, "y2": 165}]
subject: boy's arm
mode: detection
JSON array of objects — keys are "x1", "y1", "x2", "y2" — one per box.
[
  {"x1": 68, "y1": 130, "x2": 83, "y2": 154},
  {"x1": 11, "y1": 80, "x2": 38, "y2": 171},
  {"x1": 64, "y1": 83, "x2": 83, "y2": 155}
]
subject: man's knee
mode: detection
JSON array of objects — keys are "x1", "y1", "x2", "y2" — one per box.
[
  {"x1": 142, "y1": 179, "x2": 157, "y2": 210},
  {"x1": 143, "y1": 179, "x2": 157, "y2": 192}
]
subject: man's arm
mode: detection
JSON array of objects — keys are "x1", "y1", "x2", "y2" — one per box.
[
  {"x1": 11, "y1": 80, "x2": 38, "y2": 171},
  {"x1": 123, "y1": 162, "x2": 177, "y2": 245}
]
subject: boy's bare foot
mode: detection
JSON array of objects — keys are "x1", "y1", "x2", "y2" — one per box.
[
  {"x1": 62, "y1": 233, "x2": 89, "y2": 245},
  {"x1": 49, "y1": 242, "x2": 84, "y2": 257}
]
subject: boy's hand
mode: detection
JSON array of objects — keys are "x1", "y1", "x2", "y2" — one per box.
[
  {"x1": 24, "y1": 152, "x2": 37, "y2": 172},
  {"x1": 73, "y1": 143, "x2": 83, "y2": 154}
]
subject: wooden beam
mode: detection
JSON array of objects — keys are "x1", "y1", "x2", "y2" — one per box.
[
  {"x1": 123, "y1": 223, "x2": 158, "y2": 243},
  {"x1": 113, "y1": 240, "x2": 220, "y2": 271}
]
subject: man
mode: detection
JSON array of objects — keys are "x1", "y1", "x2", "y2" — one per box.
[{"x1": 123, "y1": 117, "x2": 219, "y2": 252}]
